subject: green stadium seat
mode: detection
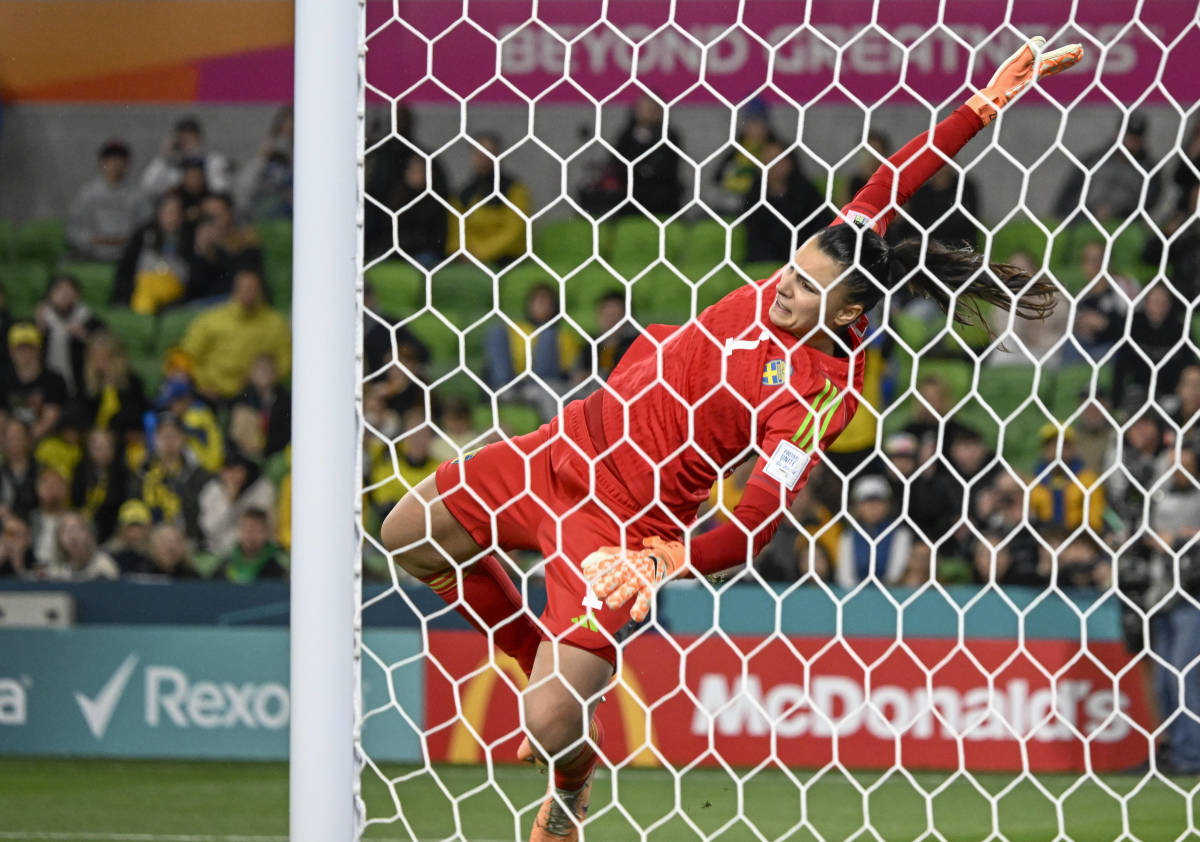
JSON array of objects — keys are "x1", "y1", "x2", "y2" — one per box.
[
  {"x1": 13, "y1": 219, "x2": 67, "y2": 268},
  {"x1": 365, "y1": 261, "x2": 424, "y2": 319},
  {"x1": 532, "y1": 218, "x2": 596, "y2": 275},
  {"x1": 96, "y1": 306, "x2": 156, "y2": 356},
  {"x1": 130, "y1": 352, "x2": 164, "y2": 400},
  {"x1": 976, "y1": 365, "x2": 1037, "y2": 420},
  {"x1": 430, "y1": 263, "x2": 493, "y2": 330},
  {"x1": 2, "y1": 261, "x2": 51, "y2": 319},
  {"x1": 497, "y1": 262, "x2": 557, "y2": 320},
  {"x1": 156, "y1": 304, "x2": 208, "y2": 356},
  {"x1": 695, "y1": 266, "x2": 745, "y2": 311},
  {"x1": 403, "y1": 311, "x2": 460, "y2": 365},
  {"x1": 264, "y1": 263, "x2": 292, "y2": 311},
  {"x1": 609, "y1": 216, "x2": 661, "y2": 279},
  {"x1": 256, "y1": 220, "x2": 293, "y2": 263},
  {"x1": 470, "y1": 402, "x2": 541, "y2": 436},
  {"x1": 57, "y1": 261, "x2": 115, "y2": 309},
  {"x1": 0, "y1": 220, "x2": 12, "y2": 263},
  {"x1": 630, "y1": 266, "x2": 690, "y2": 325}
]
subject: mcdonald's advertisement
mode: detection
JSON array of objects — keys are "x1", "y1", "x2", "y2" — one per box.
[{"x1": 424, "y1": 629, "x2": 1153, "y2": 773}]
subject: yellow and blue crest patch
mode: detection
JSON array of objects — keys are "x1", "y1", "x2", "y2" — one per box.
[{"x1": 762, "y1": 359, "x2": 789, "y2": 386}]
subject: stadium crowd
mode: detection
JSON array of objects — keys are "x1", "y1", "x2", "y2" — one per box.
[{"x1": 2, "y1": 101, "x2": 1199, "y2": 609}]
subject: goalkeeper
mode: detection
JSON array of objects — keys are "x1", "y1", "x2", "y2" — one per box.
[{"x1": 382, "y1": 36, "x2": 1081, "y2": 841}]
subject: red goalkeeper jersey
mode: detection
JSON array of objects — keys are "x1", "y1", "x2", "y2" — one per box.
[{"x1": 582, "y1": 277, "x2": 867, "y2": 518}]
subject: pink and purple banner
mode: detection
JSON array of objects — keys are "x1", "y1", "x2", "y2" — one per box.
[{"x1": 368, "y1": 0, "x2": 1200, "y2": 108}]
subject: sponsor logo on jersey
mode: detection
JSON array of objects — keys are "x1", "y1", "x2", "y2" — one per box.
[
  {"x1": 845, "y1": 211, "x2": 872, "y2": 229},
  {"x1": 761, "y1": 359, "x2": 790, "y2": 386},
  {"x1": 570, "y1": 614, "x2": 601, "y2": 633}
]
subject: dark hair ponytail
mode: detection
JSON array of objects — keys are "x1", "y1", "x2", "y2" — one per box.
[{"x1": 815, "y1": 225, "x2": 1057, "y2": 329}]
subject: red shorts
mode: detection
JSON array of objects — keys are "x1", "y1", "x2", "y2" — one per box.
[{"x1": 434, "y1": 407, "x2": 686, "y2": 666}]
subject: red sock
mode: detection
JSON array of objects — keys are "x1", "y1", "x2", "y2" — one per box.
[
  {"x1": 553, "y1": 718, "x2": 605, "y2": 792},
  {"x1": 421, "y1": 555, "x2": 542, "y2": 677}
]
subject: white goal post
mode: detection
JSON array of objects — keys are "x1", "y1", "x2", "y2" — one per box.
[
  {"x1": 289, "y1": 0, "x2": 361, "y2": 840},
  {"x1": 290, "y1": 1, "x2": 1200, "y2": 840}
]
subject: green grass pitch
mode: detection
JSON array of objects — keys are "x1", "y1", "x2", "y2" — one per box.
[{"x1": 0, "y1": 757, "x2": 1196, "y2": 841}]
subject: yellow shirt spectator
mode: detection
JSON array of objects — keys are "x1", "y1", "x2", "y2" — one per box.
[
  {"x1": 180, "y1": 270, "x2": 290, "y2": 400},
  {"x1": 446, "y1": 133, "x2": 531, "y2": 264}
]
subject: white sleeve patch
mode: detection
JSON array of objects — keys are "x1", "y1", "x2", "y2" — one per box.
[{"x1": 763, "y1": 440, "x2": 811, "y2": 490}]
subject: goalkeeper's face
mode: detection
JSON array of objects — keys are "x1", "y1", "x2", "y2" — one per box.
[{"x1": 770, "y1": 237, "x2": 861, "y2": 337}]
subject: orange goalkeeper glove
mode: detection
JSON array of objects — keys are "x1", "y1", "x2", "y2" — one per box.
[
  {"x1": 967, "y1": 36, "x2": 1084, "y2": 126},
  {"x1": 581, "y1": 537, "x2": 686, "y2": 623}
]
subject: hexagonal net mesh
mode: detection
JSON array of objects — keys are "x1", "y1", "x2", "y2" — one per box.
[{"x1": 355, "y1": 2, "x2": 1200, "y2": 840}]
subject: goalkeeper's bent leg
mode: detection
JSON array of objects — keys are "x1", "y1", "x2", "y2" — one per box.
[
  {"x1": 523, "y1": 641, "x2": 612, "y2": 791},
  {"x1": 383, "y1": 475, "x2": 542, "y2": 676}
]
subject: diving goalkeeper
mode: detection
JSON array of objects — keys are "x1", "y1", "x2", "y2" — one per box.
[{"x1": 381, "y1": 36, "x2": 1082, "y2": 842}]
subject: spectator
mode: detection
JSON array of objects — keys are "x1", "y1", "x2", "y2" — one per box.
[
  {"x1": 1112, "y1": 282, "x2": 1197, "y2": 402},
  {"x1": 363, "y1": 105, "x2": 449, "y2": 263},
  {"x1": 156, "y1": 375, "x2": 224, "y2": 472},
  {"x1": 187, "y1": 193, "x2": 264, "y2": 302},
  {"x1": 220, "y1": 507, "x2": 288, "y2": 582},
  {"x1": 583, "y1": 291, "x2": 638, "y2": 381},
  {"x1": 0, "y1": 513, "x2": 34, "y2": 578},
  {"x1": 1163, "y1": 366, "x2": 1200, "y2": 453},
  {"x1": 984, "y1": 250, "x2": 1069, "y2": 368},
  {"x1": 29, "y1": 467, "x2": 71, "y2": 570},
  {"x1": 277, "y1": 454, "x2": 291, "y2": 553},
  {"x1": 43, "y1": 511, "x2": 119, "y2": 582},
  {"x1": 375, "y1": 327, "x2": 430, "y2": 418},
  {"x1": 879, "y1": 431, "x2": 919, "y2": 503},
  {"x1": 613, "y1": 93, "x2": 686, "y2": 217},
  {"x1": 889, "y1": 164, "x2": 981, "y2": 249},
  {"x1": 102, "y1": 499, "x2": 154, "y2": 574},
  {"x1": 370, "y1": 149, "x2": 449, "y2": 267},
  {"x1": 1029, "y1": 425, "x2": 1106, "y2": 533},
  {"x1": 1055, "y1": 533, "x2": 1112, "y2": 589},
  {"x1": 179, "y1": 269, "x2": 291, "y2": 403},
  {"x1": 742, "y1": 140, "x2": 829, "y2": 263},
  {"x1": 838, "y1": 131, "x2": 891, "y2": 206},
  {"x1": 67, "y1": 138, "x2": 147, "y2": 261},
  {"x1": 483, "y1": 283, "x2": 581, "y2": 420},
  {"x1": 0, "y1": 418, "x2": 38, "y2": 519},
  {"x1": 147, "y1": 522, "x2": 201, "y2": 579},
  {"x1": 1071, "y1": 242, "x2": 1133, "y2": 362},
  {"x1": 1, "y1": 323, "x2": 67, "y2": 440},
  {"x1": 0, "y1": 284, "x2": 14, "y2": 376},
  {"x1": 712, "y1": 98, "x2": 777, "y2": 214},
  {"x1": 447, "y1": 132, "x2": 530, "y2": 264},
  {"x1": 139, "y1": 412, "x2": 211, "y2": 544},
  {"x1": 176, "y1": 157, "x2": 211, "y2": 240},
  {"x1": 233, "y1": 106, "x2": 293, "y2": 222},
  {"x1": 198, "y1": 451, "x2": 277, "y2": 556},
  {"x1": 835, "y1": 475, "x2": 917, "y2": 587},
  {"x1": 113, "y1": 189, "x2": 191, "y2": 314},
  {"x1": 1073, "y1": 393, "x2": 1119, "y2": 477},
  {"x1": 429, "y1": 396, "x2": 482, "y2": 463},
  {"x1": 1168, "y1": 117, "x2": 1200, "y2": 216},
  {"x1": 1053, "y1": 112, "x2": 1162, "y2": 223},
  {"x1": 1143, "y1": 184, "x2": 1200, "y2": 300},
  {"x1": 972, "y1": 472, "x2": 1050, "y2": 587},
  {"x1": 141, "y1": 116, "x2": 233, "y2": 198},
  {"x1": 1147, "y1": 457, "x2": 1200, "y2": 773},
  {"x1": 754, "y1": 482, "x2": 835, "y2": 582},
  {"x1": 902, "y1": 374, "x2": 971, "y2": 460},
  {"x1": 36, "y1": 274, "x2": 104, "y2": 398},
  {"x1": 1107, "y1": 407, "x2": 1167, "y2": 535},
  {"x1": 70, "y1": 426, "x2": 129, "y2": 543},
  {"x1": 81, "y1": 331, "x2": 148, "y2": 441},
  {"x1": 230, "y1": 353, "x2": 291, "y2": 458},
  {"x1": 34, "y1": 405, "x2": 87, "y2": 491}
]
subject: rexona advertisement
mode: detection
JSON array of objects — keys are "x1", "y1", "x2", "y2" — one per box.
[
  {"x1": 424, "y1": 630, "x2": 1153, "y2": 773},
  {"x1": 0, "y1": 626, "x2": 422, "y2": 760}
]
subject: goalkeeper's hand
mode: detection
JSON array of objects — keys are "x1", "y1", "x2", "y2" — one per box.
[
  {"x1": 580, "y1": 537, "x2": 686, "y2": 623},
  {"x1": 967, "y1": 36, "x2": 1083, "y2": 126}
]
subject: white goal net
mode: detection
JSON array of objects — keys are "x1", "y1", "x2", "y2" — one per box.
[{"x1": 355, "y1": 2, "x2": 1200, "y2": 840}]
